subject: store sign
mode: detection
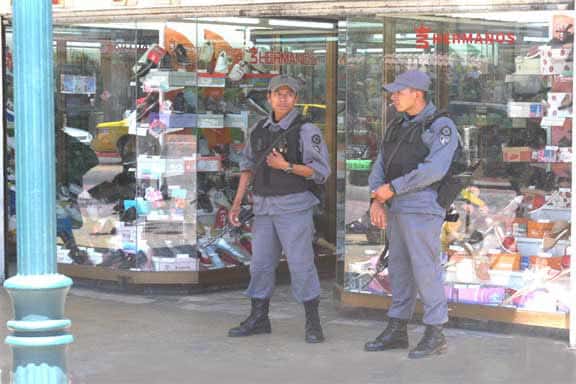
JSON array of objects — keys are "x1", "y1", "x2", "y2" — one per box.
[
  {"x1": 248, "y1": 48, "x2": 319, "y2": 66},
  {"x1": 415, "y1": 24, "x2": 517, "y2": 49}
]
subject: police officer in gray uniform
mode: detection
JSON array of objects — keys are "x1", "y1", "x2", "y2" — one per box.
[
  {"x1": 227, "y1": 75, "x2": 330, "y2": 343},
  {"x1": 364, "y1": 69, "x2": 459, "y2": 358}
]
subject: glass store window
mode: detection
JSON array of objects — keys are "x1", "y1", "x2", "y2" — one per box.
[
  {"x1": 4, "y1": 17, "x2": 336, "y2": 283},
  {"x1": 4, "y1": 24, "x2": 145, "y2": 269},
  {"x1": 340, "y1": 12, "x2": 573, "y2": 322}
]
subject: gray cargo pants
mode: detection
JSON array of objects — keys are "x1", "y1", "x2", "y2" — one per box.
[
  {"x1": 245, "y1": 207, "x2": 320, "y2": 303},
  {"x1": 386, "y1": 212, "x2": 448, "y2": 325}
]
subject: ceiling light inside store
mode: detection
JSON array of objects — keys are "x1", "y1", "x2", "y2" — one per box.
[
  {"x1": 255, "y1": 36, "x2": 337, "y2": 43},
  {"x1": 397, "y1": 33, "x2": 417, "y2": 39},
  {"x1": 339, "y1": 21, "x2": 383, "y2": 29},
  {"x1": 523, "y1": 36, "x2": 551, "y2": 42},
  {"x1": 357, "y1": 48, "x2": 383, "y2": 53},
  {"x1": 268, "y1": 19, "x2": 335, "y2": 30},
  {"x1": 76, "y1": 22, "x2": 165, "y2": 30},
  {"x1": 396, "y1": 48, "x2": 427, "y2": 53}
]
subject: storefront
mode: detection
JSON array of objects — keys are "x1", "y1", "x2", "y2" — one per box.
[
  {"x1": 1, "y1": 0, "x2": 574, "y2": 336},
  {"x1": 1, "y1": 10, "x2": 339, "y2": 287},
  {"x1": 338, "y1": 10, "x2": 575, "y2": 332}
]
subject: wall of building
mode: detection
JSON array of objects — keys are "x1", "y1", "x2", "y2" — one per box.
[{"x1": 1, "y1": 1, "x2": 572, "y2": 20}]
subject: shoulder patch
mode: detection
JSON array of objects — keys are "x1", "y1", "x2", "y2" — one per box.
[
  {"x1": 439, "y1": 125, "x2": 452, "y2": 145},
  {"x1": 311, "y1": 134, "x2": 322, "y2": 144}
]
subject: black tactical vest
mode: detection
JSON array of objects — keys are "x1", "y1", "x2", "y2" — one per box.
[
  {"x1": 380, "y1": 111, "x2": 467, "y2": 210},
  {"x1": 251, "y1": 115, "x2": 309, "y2": 196},
  {"x1": 381, "y1": 116, "x2": 430, "y2": 184}
]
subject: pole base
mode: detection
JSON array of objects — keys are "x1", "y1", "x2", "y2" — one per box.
[{"x1": 4, "y1": 274, "x2": 74, "y2": 383}]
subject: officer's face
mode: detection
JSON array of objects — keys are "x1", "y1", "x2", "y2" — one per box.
[
  {"x1": 268, "y1": 86, "x2": 298, "y2": 121},
  {"x1": 390, "y1": 87, "x2": 421, "y2": 115}
]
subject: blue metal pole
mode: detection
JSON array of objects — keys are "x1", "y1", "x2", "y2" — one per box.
[{"x1": 4, "y1": 0, "x2": 74, "y2": 382}]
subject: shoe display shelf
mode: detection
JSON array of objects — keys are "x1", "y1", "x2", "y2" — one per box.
[
  {"x1": 57, "y1": 61, "x2": 334, "y2": 287},
  {"x1": 435, "y1": 40, "x2": 573, "y2": 327}
]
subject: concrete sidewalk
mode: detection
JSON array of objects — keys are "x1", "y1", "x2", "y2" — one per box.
[{"x1": 1, "y1": 281, "x2": 576, "y2": 384}]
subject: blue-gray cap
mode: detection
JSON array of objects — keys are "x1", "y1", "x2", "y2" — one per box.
[
  {"x1": 268, "y1": 74, "x2": 300, "y2": 94},
  {"x1": 383, "y1": 69, "x2": 431, "y2": 92}
]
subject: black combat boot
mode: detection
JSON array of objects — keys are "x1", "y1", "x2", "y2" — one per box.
[
  {"x1": 408, "y1": 325, "x2": 447, "y2": 359},
  {"x1": 228, "y1": 298, "x2": 271, "y2": 337},
  {"x1": 364, "y1": 318, "x2": 409, "y2": 351},
  {"x1": 303, "y1": 297, "x2": 324, "y2": 343}
]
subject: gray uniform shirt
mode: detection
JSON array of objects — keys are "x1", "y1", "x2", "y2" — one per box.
[
  {"x1": 368, "y1": 102, "x2": 459, "y2": 217},
  {"x1": 240, "y1": 108, "x2": 331, "y2": 215}
]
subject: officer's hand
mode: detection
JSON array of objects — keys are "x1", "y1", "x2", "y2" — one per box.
[
  {"x1": 370, "y1": 201, "x2": 387, "y2": 229},
  {"x1": 373, "y1": 184, "x2": 395, "y2": 203},
  {"x1": 266, "y1": 148, "x2": 289, "y2": 170},
  {"x1": 229, "y1": 205, "x2": 242, "y2": 227}
]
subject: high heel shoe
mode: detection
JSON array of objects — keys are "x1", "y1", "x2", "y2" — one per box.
[{"x1": 543, "y1": 227, "x2": 570, "y2": 251}]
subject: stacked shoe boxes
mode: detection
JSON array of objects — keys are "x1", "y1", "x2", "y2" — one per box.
[{"x1": 540, "y1": 45, "x2": 573, "y2": 76}]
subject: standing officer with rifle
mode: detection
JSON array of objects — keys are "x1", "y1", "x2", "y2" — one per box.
[
  {"x1": 365, "y1": 69, "x2": 460, "y2": 358},
  {"x1": 227, "y1": 75, "x2": 331, "y2": 343}
]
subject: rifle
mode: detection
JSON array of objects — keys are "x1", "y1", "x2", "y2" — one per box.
[{"x1": 361, "y1": 239, "x2": 389, "y2": 290}]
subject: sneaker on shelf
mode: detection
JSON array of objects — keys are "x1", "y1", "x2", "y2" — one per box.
[
  {"x1": 214, "y1": 51, "x2": 229, "y2": 74},
  {"x1": 229, "y1": 61, "x2": 248, "y2": 82},
  {"x1": 198, "y1": 41, "x2": 214, "y2": 66},
  {"x1": 173, "y1": 44, "x2": 191, "y2": 65}
]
